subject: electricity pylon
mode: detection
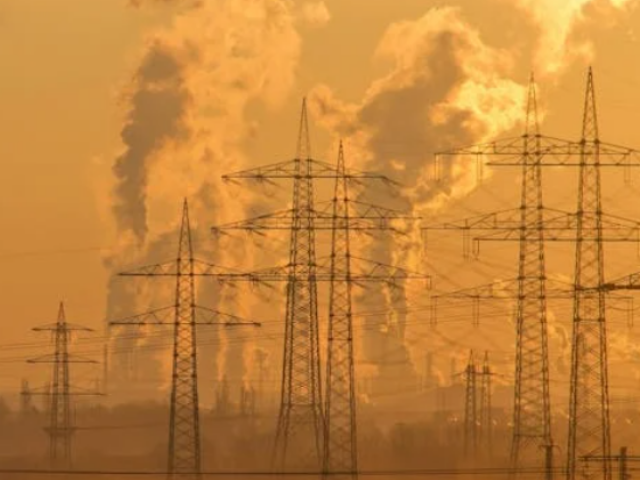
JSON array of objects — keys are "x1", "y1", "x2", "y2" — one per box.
[
  {"x1": 463, "y1": 351, "x2": 478, "y2": 460},
  {"x1": 511, "y1": 69, "x2": 640, "y2": 480},
  {"x1": 323, "y1": 142, "x2": 358, "y2": 480},
  {"x1": 211, "y1": 101, "x2": 428, "y2": 471},
  {"x1": 425, "y1": 71, "x2": 640, "y2": 480},
  {"x1": 479, "y1": 351, "x2": 493, "y2": 461},
  {"x1": 565, "y1": 68, "x2": 610, "y2": 480},
  {"x1": 28, "y1": 302, "x2": 99, "y2": 468},
  {"x1": 110, "y1": 200, "x2": 259, "y2": 480},
  {"x1": 426, "y1": 76, "x2": 566, "y2": 473},
  {"x1": 461, "y1": 351, "x2": 492, "y2": 462}
]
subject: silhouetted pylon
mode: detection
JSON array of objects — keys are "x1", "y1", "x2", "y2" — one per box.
[
  {"x1": 323, "y1": 141, "x2": 358, "y2": 480},
  {"x1": 566, "y1": 68, "x2": 611, "y2": 480},
  {"x1": 509, "y1": 76, "x2": 552, "y2": 472},
  {"x1": 211, "y1": 101, "x2": 426, "y2": 471},
  {"x1": 28, "y1": 302, "x2": 97, "y2": 468},
  {"x1": 274, "y1": 99, "x2": 324, "y2": 469},
  {"x1": 463, "y1": 351, "x2": 478, "y2": 460},
  {"x1": 479, "y1": 351, "x2": 493, "y2": 460},
  {"x1": 111, "y1": 200, "x2": 259, "y2": 480},
  {"x1": 427, "y1": 70, "x2": 640, "y2": 480},
  {"x1": 426, "y1": 76, "x2": 560, "y2": 473}
]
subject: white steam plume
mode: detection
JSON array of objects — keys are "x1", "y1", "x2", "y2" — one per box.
[
  {"x1": 105, "y1": 0, "x2": 304, "y2": 401},
  {"x1": 509, "y1": 0, "x2": 639, "y2": 75},
  {"x1": 308, "y1": 7, "x2": 527, "y2": 392}
]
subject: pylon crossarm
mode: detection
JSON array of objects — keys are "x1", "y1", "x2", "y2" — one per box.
[
  {"x1": 348, "y1": 200, "x2": 419, "y2": 233},
  {"x1": 109, "y1": 306, "x2": 174, "y2": 325},
  {"x1": 345, "y1": 256, "x2": 431, "y2": 287},
  {"x1": 351, "y1": 199, "x2": 417, "y2": 218},
  {"x1": 207, "y1": 262, "x2": 310, "y2": 283},
  {"x1": 433, "y1": 278, "x2": 521, "y2": 301},
  {"x1": 222, "y1": 158, "x2": 396, "y2": 184},
  {"x1": 433, "y1": 280, "x2": 573, "y2": 301},
  {"x1": 206, "y1": 256, "x2": 430, "y2": 287},
  {"x1": 118, "y1": 261, "x2": 178, "y2": 276},
  {"x1": 433, "y1": 135, "x2": 578, "y2": 179},
  {"x1": 205, "y1": 264, "x2": 287, "y2": 284},
  {"x1": 212, "y1": 201, "x2": 418, "y2": 235},
  {"x1": 109, "y1": 305, "x2": 254, "y2": 326},
  {"x1": 603, "y1": 271, "x2": 640, "y2": 291},
  {"x1": 454, "y1": 368, "x2": 503, "y2": 379},
  {"x1": 311, "y1": 158, "x2": 394, "y2": 183},
  {"x1": 319, "y1": 196, "x2": 418, "y2": 221},
  {"x1": 430, "y1": 277, "x2": 576, "y2": 326},
  {"x1": 436, "y1": 135, "x2": 526, "y2": 157},
  {"x1": 65, "y1": 385, "x2": 105, "y2": 396},
  {"x1": 579, "y1": 454, "x2": 640, "y2": 461},
  {"x1": 193, "y1": 305, "x2": 261, "y2": 327},
  {"x1": 32, "y1": 323, "x2": 94, "y2": 332},
  {"x1": 222, "y1": 158, "x2": 300, "y2": 180},
  {"x1": 436, "y1": 134, "x2": 578, "y2": 157},
  {"x1": 117, "y1": 259, "x2": 247, "y2": 277},
  {"x1": 26, "y1": 384, "x2": 53, "y2": 395},
  {"x1": 422, "y1": 207, "x2": 582, "y2": 234},
  {"x1": 423, "y1": 208, "x2": 522, "y2": 233},
  {"x1": 469, "y1": 211, "x2": 640, "y2": 243},
  {"x1": 212, "y1": 207, "x2": 298, "y2": 233},
  {"x1": 191, "y1": 259, "x2": 249, "y2": 276},
  {"x1": 486, "y1": 141, "x2": 640, "y2": 166},
  {"x1": 607, "y1": 292, "x2": 634, "y2": 304},
  {"x1": 422, "y1": 207, "x2": 561, "y2": 258},
  {"x1": 27, "y1": 354, "x2": 97, "y2": 364},
  {"x1": 433, "y1": 277, "x2": 628, "y2": 303}
]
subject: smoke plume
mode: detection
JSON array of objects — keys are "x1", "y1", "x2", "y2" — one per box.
[
  {"x1": 308, "y1": 6, "x2": 527, "y2": 394},
  {"x1": 510, "y1": 0, "x2": 639, "y2": 74},
  {"x1": 106, "y1": 0, "x2": 305, "y2": 401}
]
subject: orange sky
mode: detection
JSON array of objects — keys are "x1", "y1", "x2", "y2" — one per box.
[{"x1": 2, "y1": 0, "x2": 640, "y2": 403}]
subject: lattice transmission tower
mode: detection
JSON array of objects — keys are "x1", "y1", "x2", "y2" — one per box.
[
  {"x1": 463, "y1": 351, "x2": 478, "y2": 460},
  {"x1": 27, "y1": 302, "x2": 100, "y2": 468},
  {"x1": 211, "y1": 100, "x2": 427, "y2": 471},
  {"x1": 323, "y1": 142, "x2": 358, "y2": 480},
  {"x1": 322, "y1": 142, "x2": 429, "y2": 479},
  {"x1": 479, "y1": 351, "x2": 493, "y2": 460},
  {"x1": 460, "y1": 350, "x2": 492, "y2": 462},
  {"x1": 426, "y1": 76, "x2": 569, "y2": 473},
  {"x1": 425, "y1": 71, "x2": 640, "y2": 480},
  {"x1": 110, "y1": 200, "x2": 259, "y2": 480}
]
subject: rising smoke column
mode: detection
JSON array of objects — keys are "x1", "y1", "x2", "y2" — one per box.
[
  {"x1": 105, "y1": 0, "x2": 312, "y2": 404},
  {"x1": 309, "y1": 6, "x2": 528, "y2": 397},
  {"x1": 509, "y1": 0, "x2": 639, "y2": 74},
  {"x1": 112, "y1": 40, "x2": 192, "y2": 243},
  {"x1": 309, "y1": 1, "x2": 640, "y2": 399}
]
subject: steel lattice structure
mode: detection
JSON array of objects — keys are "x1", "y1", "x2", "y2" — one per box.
[
  {"x1": 210, "y1": 101, "x2": 428, "y2": 472},
  {"x1": 425, "y1": 71, "x2": 640, "y2": 480},
  {"x1": 463, "y1": 351, "x2": 478, "y2": 460},
  {"x1": 110, "y1": 200, "x2": 258, "y2": 480},
  {"x1": 426, "y1": 78, "x2": 564, "y2": 473},
  {"x1": 460, "y1": 351, "x2": 493, "y2": 463},
  {"x1": 277, "y1": 101, "x2": 323, "y2": 471},
  {"x1": 566, "y1": 68, "x2": 610, "y2": 480},
  {"x1": 479, "y1": 352, "x2": 493, "y2": 461},
  {"x1": 323, "y1": 142, "x2": 358, "y2": 480},
  {"x1": 28, "y1": 302, "x2": 98, "y2": 468}
]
